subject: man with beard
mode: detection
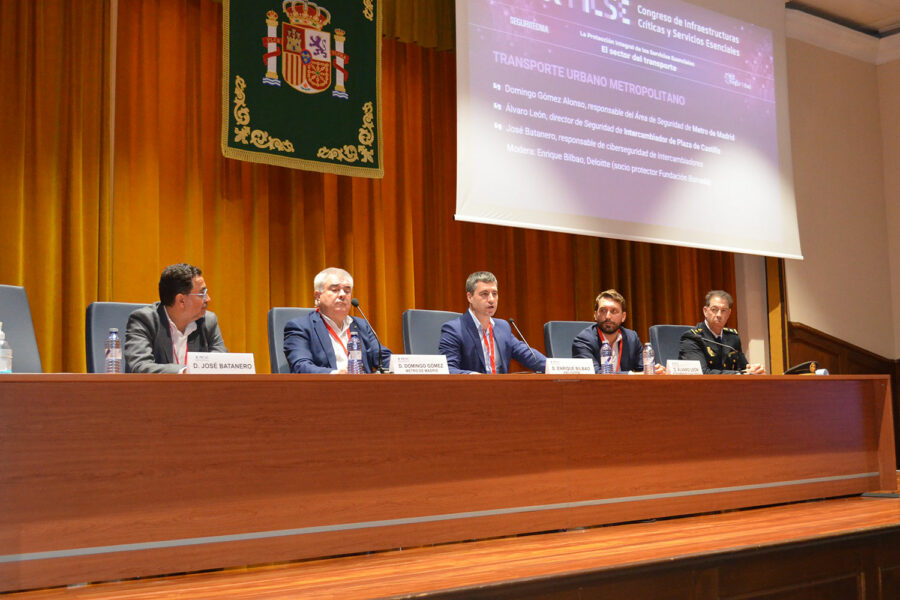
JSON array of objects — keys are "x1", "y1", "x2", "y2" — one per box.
[
  {"x1": 572, "y1": 289, "x2": 663, "y2": 373},
  {"x1": 678, "y1": 290, "x2": 765, "y2": 374}
]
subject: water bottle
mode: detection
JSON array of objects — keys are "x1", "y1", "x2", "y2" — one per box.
[
  {"x1": 347, "y1": 331, "x2": 364, "y2": 374},
  {"x1": 600, "y1": 339, "x2": 613, "y2": 374},
  {"x1": 642, "y1": 343, "x2": 655, "y2": 375},
  {"x1": 0, "y1": 322, "x2": 12, "y2": 374},
  {"x1": 105, "y1": 328, "x2": 122, "y2": 374}
]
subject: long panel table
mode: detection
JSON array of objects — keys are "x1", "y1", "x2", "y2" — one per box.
[{"x1": 0, "y1": 374, "x2": 894, "y2": 592}]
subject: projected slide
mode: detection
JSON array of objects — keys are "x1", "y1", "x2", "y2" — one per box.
[{"x1": 456, "y1": 0, "x2": 801, "y2": 258}]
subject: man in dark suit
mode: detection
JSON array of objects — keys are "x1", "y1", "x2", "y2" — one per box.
[
  {"x1": 125, "y1": 263, "x2": 227, "y2": 373},
  {"x1": 283, "y1": 267, "x2": 390, "y2": 374},
  {"x1": 572, "y1": 289, "x2": 662, "y2": 373},
  {"x1": 678, "y1": 290, "x2": 765, "y2": 374},
  {"x1": 438, "y1": 271, "x2": 545, "y2": 374}
]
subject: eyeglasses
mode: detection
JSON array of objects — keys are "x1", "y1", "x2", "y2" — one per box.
[
  {"x1": 187, "y1": 289, "x2": 209, "y2": 301},
  {"x1": 706, "y1": 306, "x2": 730, "y2": 315}
]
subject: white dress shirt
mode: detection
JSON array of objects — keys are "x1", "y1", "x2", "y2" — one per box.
[{"x1": 321, "y1": 312, "x2": 354, "y2": 373}]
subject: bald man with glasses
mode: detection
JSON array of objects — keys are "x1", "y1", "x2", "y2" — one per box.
[{"x1": 125, "y1": 263, "x2": 227, "y2": 373}]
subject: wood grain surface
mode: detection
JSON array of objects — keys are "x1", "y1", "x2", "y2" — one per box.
[{"x1": 0, "y1": 374, "x2": 894, "y2": 592}]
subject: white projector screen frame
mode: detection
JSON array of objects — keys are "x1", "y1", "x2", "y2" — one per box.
[{"x1": 456, "y1": 0, "x2": 802, "y2": 259}]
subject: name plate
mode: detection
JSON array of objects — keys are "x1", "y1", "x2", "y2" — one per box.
[
  {"x1": 389, "y1": 354, "x2": 449, "y2": 374},
  {"x1": 545, "y1": 358, "x2": 595, "y2": 375},
  {"x1": 665, "y1": 360, "x2": 703, "y2": 375},
  {"x1": 187, "y1": 352, "x2": 256, "y2": 374}
]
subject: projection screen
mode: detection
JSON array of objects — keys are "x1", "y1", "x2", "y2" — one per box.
[{"x1": 456, "y1": 0, "x2": 802, "y2": 258}]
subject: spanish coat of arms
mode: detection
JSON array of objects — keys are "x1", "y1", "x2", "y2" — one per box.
[{"x1": 262, "y1": 0, "x2": 350, "y2": 98}]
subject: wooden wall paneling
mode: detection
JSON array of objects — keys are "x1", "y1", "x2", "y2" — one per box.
[{"x1": 788, "y1": 321, "x2": 900, "y2": 465}]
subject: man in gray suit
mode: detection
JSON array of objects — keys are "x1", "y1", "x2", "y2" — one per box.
[{"x1": 125, "y1": 263, "x2": 226, "y2": 373}]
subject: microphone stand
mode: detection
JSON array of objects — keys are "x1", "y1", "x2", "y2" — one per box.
[
  {"x1": 508, "y1": 318, "x2": 542, "y2": 374},
  {"x1": 351, "y1": 298, "x2": 386, "y2": 374}
]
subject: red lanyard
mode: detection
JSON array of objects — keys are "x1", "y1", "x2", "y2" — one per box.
[
  {"x1": 482, "y1": 325, "x2": 496, "y2": 374},
  {"x1": 597, "y1": 329, "x2": 622, "y2": 372},
  {"x1": 321, "y1": 312, "x2": 349, "y2": 357}
]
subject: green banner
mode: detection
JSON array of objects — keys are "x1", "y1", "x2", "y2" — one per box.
[{"x1": 222, "y1": 0, "x2": 383, "y2": 177}]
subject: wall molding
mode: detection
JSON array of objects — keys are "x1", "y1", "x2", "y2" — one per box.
[{"x1": 786, "y1": 9, "x2": 900, "y2": 65}]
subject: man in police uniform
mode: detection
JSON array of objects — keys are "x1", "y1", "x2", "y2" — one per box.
[{"x1": 678, "y1": 290, "x2": 765, "y2": 375}]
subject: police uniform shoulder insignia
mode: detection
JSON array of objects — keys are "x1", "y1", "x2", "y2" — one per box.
[
  {"x1": 724, "y1": 327, "x2": 738, "y2": 334},
  {"x1": 691, "y1": 327, "x2": 703, "y2": 334}
]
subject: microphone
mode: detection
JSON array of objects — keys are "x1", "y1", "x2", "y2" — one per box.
[
  {"x1": 687, "y1": 330, "x2": 753, "y2": 373},
  {"x1": 688, "y1": 331, "x2": 738, "y2": 354},
  {"x1": 350, "y1": 298, "x2": 386, "y2": 374},
  {"x1": 508, "y1": 318, "x2": 542, "y2": 374}
]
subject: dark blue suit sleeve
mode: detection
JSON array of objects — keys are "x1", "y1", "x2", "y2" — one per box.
[
  {"x1": 496, "y1": 321, "x2": 545, "y2": 373},
  {"x1": 509, "y1": 336, "x2": 546, "y2": 372},
  {"x1": 357, "y1": 319, "x2": 392, "y2": 373},
  {"x1": 283, "y1": 317, "x2": 333, "y2": 374},
  {"x1": 623, "y1": 329, "x2": 644, "y2": 372}
]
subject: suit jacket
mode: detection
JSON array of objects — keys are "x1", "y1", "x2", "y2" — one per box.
[
  {"x1": 678, "y1": 321, "x2": 749, "y2": 374},
  {"x1": 124, "y1": 302, "x2": 227, "y2": 374},
  {"x1": 283, "y1": 310, "x2": 391, "y2": 374},
  {"x1": 571, "y1": 324, "x2": 644, "y2": 373},
  {"x1": 438, "y1": 313, "x2": 546, "y2": 374}
]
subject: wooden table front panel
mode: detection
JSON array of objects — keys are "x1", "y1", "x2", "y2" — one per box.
[{"x1": 0, "y1": 374, "x2": 893, "y2": 591}]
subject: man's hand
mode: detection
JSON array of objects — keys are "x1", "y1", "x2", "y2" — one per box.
[{"x1": 745, "y1": 363, "x2": 766, "y2": 375}]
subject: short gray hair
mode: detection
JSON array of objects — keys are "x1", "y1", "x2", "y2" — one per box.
[
  {"x1": 466, "y1": 271, "x2": 497, "y2": 294},
  {"x1": 705, "y1": 290, "x2": 733, "y2": 307},
  {"x1": 314, "y1": 267, "x2": 353, "y2": 292}
]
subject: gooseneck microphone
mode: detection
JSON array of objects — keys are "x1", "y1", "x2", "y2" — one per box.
[
  {"x1": 688, "y1": 331, "x2": 738, "y2": 354},
  {"x1": 350, "y1": 298, "x2": 386, "y2": 374},
  {"x1": 508, "y1": 318, "x2": 542, "y2": 374},
  {"x1": 687, "y1": 331, "x2": 749, "y2": 373}
]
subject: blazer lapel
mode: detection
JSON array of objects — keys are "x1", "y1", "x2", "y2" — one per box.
[
  {"x1": 462, "y1": 315, "x2": 486, "y2": 372},
  {"x1": 493, "y1": 321, "x2": 506, "y2": 373},
  {"x1": 155, "y1": 303, "x2": 175, "y2": 363},
  {"x1": 313, "y1": 312, "x2": 338, "y2": 369}
]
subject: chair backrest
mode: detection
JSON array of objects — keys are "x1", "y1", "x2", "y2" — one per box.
[
  {"x1": 649, "y1": 324, "x2": 693, "y2": 366},
  {"x1": 85, "y1": 302, "x2": 149, "y2": 373},
  {"x1": 401, "y1": 309, "x2": 462, "y2": 355},
  {"x1": 543, "y1": 321, "x2": 595, "y2": 358},
  {"x1": 0, "y1": 284, "x2": 43, "y2": 373},
  {"x1": 268, "y1": 307, "x2": 315, "y2": 373}
]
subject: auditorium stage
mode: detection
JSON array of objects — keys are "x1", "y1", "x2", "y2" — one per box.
[{"x1": 8, "y1": 490, "x2": 900, "y2": 599}]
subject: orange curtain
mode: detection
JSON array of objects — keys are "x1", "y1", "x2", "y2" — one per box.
[
  {"x1": 0, "y1": 0, "x2": 111, "y2": 372},
  {"x1": 1, "y1": 0, "x2": 734, "y2": 372}
]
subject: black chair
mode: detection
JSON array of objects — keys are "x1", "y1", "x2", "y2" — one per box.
[
  {"x1": 85, "y1": 302, "x2": 148, "y2": 373},
  {"x1": 0, "y1": 284, "x2": 42, "y2": 373},
  {"x1": 267, "y1": 307, "x2": 315, "y2": 373},
  {"x1": 649, "y1": 324, "x2": 693, "y2": 366},
  {"x1": 542, "y1": 321, "x2": 594, "y2": 358},
  {"x1": 401, "y1": 309, "x2": 461, "y2": 354}
]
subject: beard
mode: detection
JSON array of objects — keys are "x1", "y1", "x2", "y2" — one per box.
[{"x1": 599, "y1": 321, "x2": 620, "y2": 335}]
